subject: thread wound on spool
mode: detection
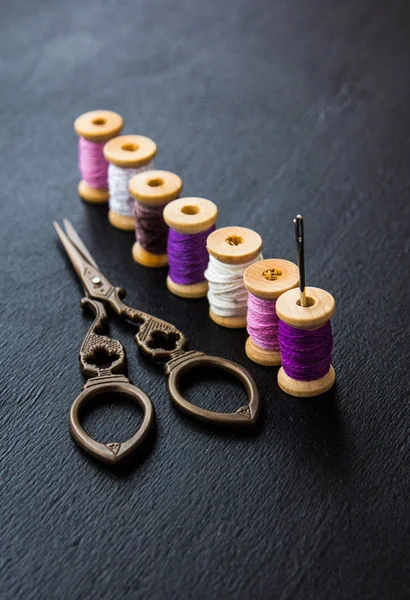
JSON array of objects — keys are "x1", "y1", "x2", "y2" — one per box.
[
  {"x1": 130, "y1": 170, "x2": 183, "y2": 263},
  {"x1": 78, "y1": 138, "x2": 108, "y2": 189},
  {"x1": 104, "y1": 135, "x2": 157, "y2": 221},
  {"x1": 278, "y1": 320, "x2": 333, "y2": 381},
  {"x1": 108, "y1": 162, "x2": 153, "y2": 217},
  {"x1": 134, "y1": 201, "x2": 168, "y2": 254},
  {"x1": 247, "y1": 293, "x2": 280, "y2": 351},
  {"x1": 205, "y1": 254, "x2": 263, "y2": 318},
  {"x1": 168, "y1": 225, "x2": 216, "y2": 285},
  {"x1": 75, "y1": 111, "x2": 123, "y2": 203}
]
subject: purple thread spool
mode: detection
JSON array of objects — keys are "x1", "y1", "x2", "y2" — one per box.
[
  {"x1": 129, "y1": 170, "x2": 183, "y2": 268},
  {"x1": 243, "y1": 259, "x2": 300, "y2": 366},
  {"x1": 74, "y1": 110, "x2": 123, "y2": 204},
  {"x1": 275, "y1": 286, "x2": 336, "y2": 397},
  {"x1": 163, "y1": 197, "x2": 218, "y2": 299}
]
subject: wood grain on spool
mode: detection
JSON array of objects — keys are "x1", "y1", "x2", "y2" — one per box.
[
  {"x1": 74, "y1": 110, "x2": 124, "y2": 143},
  {"x1": 206, "y1": 226, "x2": 262, "y2": 265},
  {"x1": 245, "y1": 337, "x2": 281, "y2": 367},
  {"x1": 277, "y1": 366, "x2": 336, "y2": 397},
  {"x1": 208, "y1": 309, "x2": 247, "y2": 329},
  {"x1": 103, "y1": 135, "x2": 157, "y2": 169},
  {"x1": 166, "y1": 277, "x2": 209, "y2": 299},
  {"x1": 77, "y1": 181, "x2": 110, "y2": 204},
  {"x1": 108, "y1": 212, "x2": 136, "y2": 231},
  {"x1": 163, "y1": 198, "x2": 218, "y2": 234},
  {"x1": 275, "y1": 286, "x2": 335, "y2": 330},
  {"x1": 243, "y1": 259, "x2": 299, "y2": 299}
]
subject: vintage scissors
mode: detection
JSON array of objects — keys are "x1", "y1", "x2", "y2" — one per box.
[{"x1": 53, "y1": 220, "x2": 260, "y2": 465}]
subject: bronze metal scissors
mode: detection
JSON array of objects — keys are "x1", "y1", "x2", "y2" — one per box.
[{"x1": 54, "y1": 220, "x2": 260, "y2": 465}]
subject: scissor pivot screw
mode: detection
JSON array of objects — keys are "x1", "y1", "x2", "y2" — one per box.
[{"x1": 92, "y1": 277, "x2": 102, "y2": 286}]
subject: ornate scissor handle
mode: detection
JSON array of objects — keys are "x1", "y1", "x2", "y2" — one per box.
[
  {"x1": 109, "y1": 299, "x2": 261, "y2": 426},
  {"x1": 164, "y1": 351, "x2": 260, "y2": 426},
  {"x1": 119, "y1": 306, "x2": 261, "y2": 426},
  {"x1": 69, "y1": 376, "x2": 154, "y2": 465},
  {"x1": 80, "y1": 288, "x2": 261, "y2": 427},
  {"x1": 70, "y1": 298, "x2": 155, "y2": 465}
]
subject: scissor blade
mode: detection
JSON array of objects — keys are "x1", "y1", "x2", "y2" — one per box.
[
  {"x1": 53, "y1": 221, "x2": 92, "y2": 285},
  {"x1": 63, "y1": 219, "x2": 99, "y2": 268}
]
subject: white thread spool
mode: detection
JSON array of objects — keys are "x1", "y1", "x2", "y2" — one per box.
[
  {"x1": 205, "y1": 226, "x2": 263, "y2": 328},
  {"x1": 103, "y1": 135, "x2": 157, "y2": 231}
]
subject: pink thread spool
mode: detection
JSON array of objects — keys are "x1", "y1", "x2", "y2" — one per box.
[
  {"x1": 276, "y1": 287, "x2": 336, "y2": 397},
  {"x1": 74, "y1": 110, "x2": 123, "y2": 204},
  {"x1": 243, "y1": 259, "x2": 299, "y2": 366}
]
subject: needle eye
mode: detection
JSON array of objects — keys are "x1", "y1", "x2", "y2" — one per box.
[{"x1": 294, "y1": 214, "x2": 307, "y2": 307}]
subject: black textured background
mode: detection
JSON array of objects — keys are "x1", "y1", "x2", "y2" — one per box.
[{"x1": 1, "y1": 1, "x2": 409, "y2": 598}]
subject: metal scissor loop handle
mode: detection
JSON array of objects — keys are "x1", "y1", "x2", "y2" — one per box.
[
  {"x1": 70, "y1": 298, "x2": 155, "y2": 464},
  {"x1": 53, "y1": 220, "x2": 262, "y2": 446},
  {"x1": 166, "y1": 353, "x2": 260, "y2": 426},
  {"x1": 69, "y1": 377, "x2": 155, "y2": 465}
]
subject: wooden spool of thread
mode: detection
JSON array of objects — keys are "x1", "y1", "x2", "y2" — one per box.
[
  {"x1": 205, "y1": 227, "x2": 263, "y2": 328},
  {"x1": 275, "y1": 287, "x2": 336, "y2": 397},
  {"x1": 129, "y1": 170, "x2": 183, "y2": 268},
  {"x1": 243, "y1": 259, "x2": 299, "y2": 365},
  {"x1": 74, "y1": 110, "x2": 123, "y2": 204},
  {"x1": 163, "y1": 197, "x2": 218, "y2": 298},
  {"x1": 103, "y1": 135, "x2": 157, "y2": 231}
]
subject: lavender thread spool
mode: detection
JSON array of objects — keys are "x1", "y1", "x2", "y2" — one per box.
[
  {"x1": 163, "y1": 198, "x2": 218, "y2": 298},
  {"x1": 103, "y1": 135, "x2": 157, "y2": 231},
  {"x1": 275, "y1": 286, "x2": 336, "y2": 397},
  {"x1": 129, "y1": 170, "x2": 183, "y2": 268},
  {"x1": 243, "y1": 259, "x2": 299, "y2": 366},
  {"x1": 74, "y1": 110, "x2": 123, "y2": 204}
]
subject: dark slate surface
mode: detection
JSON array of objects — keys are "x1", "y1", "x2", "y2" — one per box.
[{"x1": 1, "y1": 0, "x2": 409, "y2": 598}]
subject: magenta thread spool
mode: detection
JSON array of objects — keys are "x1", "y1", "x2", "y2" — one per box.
[
  {"x1": 129, "y1": 170, "x2": 183, "y2": 268},
  {"x1": 74, "y1": 110, "x2": 123, "y2": 204},
  {"x1": 275, "y1": 286, "x2": 336, "y2": 397},
  {"x1": 243, "y1": 259, "x2": 299, "y2": 366},
  {"x1": 163, "y1": 198, "x2": 218, "y2": 298}
]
